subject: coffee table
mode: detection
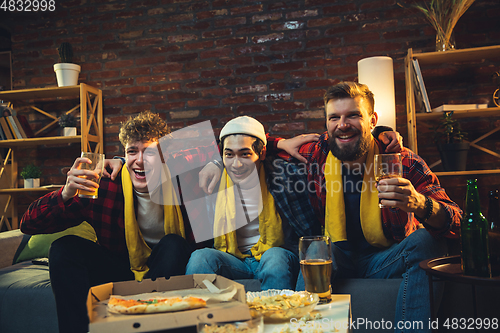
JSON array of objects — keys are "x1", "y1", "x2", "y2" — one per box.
[
  {"x1": 419, "y1": 255, "x2": 500, "y2": 332},
  {"x1": 263, "y1": 294, "x2": 351, "y2": 333}
]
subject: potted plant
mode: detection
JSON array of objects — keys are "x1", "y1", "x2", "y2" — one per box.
[
  {"x1": 53, "y1": 42, "x2": 81, "y2": 87},
  {"x1": 433, "y1": 111, "x2": 470, "y2": 171},
  {"x1": 21, "y1": 164, "x2": 42, "y2": 188},
  {"x1": 59, "y1": 113, "x2": 77, "y2": 136}
]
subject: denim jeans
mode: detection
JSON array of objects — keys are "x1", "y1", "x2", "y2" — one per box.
[
  {"x1": 185, "y1": 247, "x2": 299, "y2": 290},
  {"x1": 49, "y1": 234, "x2": 191, "y2": 333},
  {"x1": 296, "y1": 229, "x2": 447, "y2": 333}
]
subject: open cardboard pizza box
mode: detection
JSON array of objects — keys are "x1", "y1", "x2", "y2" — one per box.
[{"x1": 87, "y1": 274, "x2": 251, "y2": 332}]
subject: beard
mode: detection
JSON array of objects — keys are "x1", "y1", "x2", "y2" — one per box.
[{"x1": 328, "y1": 128, "x2": 371, "y2": 161}]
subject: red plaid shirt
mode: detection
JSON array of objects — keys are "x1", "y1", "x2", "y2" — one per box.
[
  {"x1": 267, "y1": 132, "x2": 462, "y2": 241},
  {"x1": 20, "y1": 147, "x2": 219, "y2": 256}
]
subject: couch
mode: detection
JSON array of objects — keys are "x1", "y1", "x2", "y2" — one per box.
[{"x1": 1, "y1": 229, "x2": 499, "y2": 333}]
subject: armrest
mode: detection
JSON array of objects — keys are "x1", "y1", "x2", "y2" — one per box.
[{"x1": 0, "y1": 229, "x2": 24, "y2": 269}]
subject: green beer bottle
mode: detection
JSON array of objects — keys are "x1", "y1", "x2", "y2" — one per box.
[
  {"x1": 460, "y1": 179, "x2": 491, "y2": 277},
  {"x1": 488, "y1": 189, "x2": 500, "y2": 276}
]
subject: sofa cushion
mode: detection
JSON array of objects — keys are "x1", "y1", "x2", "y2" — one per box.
[
  {"x1": 333, "y1": 278, "x2": 400, "y2": 332},
  {"x1": 15, "y1": 222, "x2": 97, "y2": 263},
  {"x1": 0, "y1": 229, "x2": 23, "y2": 269},
  {"x1": 0, "y1": 262, "x2": 57, "y2": 333}
]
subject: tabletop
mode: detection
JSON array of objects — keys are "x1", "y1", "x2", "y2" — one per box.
[
  {"x1": 419, "y1": 255, "x2": 500, "y2": 286},
  {"x1": 263, "y1": 294, "x2": 351, "y2": 333}
]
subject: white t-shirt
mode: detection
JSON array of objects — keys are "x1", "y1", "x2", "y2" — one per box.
[
  {"x1": 236, "y1": 185, "x2": 262, "y2": 253},
  {"x1": 135, "y1": 190, "x2": 164, "y2": 247}
]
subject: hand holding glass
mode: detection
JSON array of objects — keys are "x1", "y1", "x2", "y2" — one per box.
[
  {"x1": 299, "y1": 236, "x2": 332, "y2": 304},
  {"x1": 374, "y1": 153, "x2": 402, "y2": 208},
  {"x1": 77, "y1": 152, "x2": 105, "y2": 199}
]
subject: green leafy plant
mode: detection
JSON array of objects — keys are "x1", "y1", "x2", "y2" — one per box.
[
  {"x1": 405, "y1": 0, "x2": 476, "y2": 50},
  {"x1": 20, "y1": 164, "x2": 42, "y2": 179},
  {"x1": 433, "y1": 111, "x2": 467, "y2": 144},
  {"x1": 58, "y1": 113, "x2": 77, "y2": 127},
  {"x1": 58, "y1": 42, "x2": 74, "y2": 63}
]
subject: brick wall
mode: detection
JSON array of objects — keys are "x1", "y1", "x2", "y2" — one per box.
[{"x1": 2, "y1": 0, "x2": 500, "y2": 216}]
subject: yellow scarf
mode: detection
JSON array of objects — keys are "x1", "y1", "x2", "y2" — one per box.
[
  {"x1": 213, "y1": 165, "x2": 284, "y2": 260},
  {"x1": 324, "y1": 140, "x2": 392, "y2": 248},
  {"x1": 122, "y1": 164, "x2": 185, "y2": 281}
]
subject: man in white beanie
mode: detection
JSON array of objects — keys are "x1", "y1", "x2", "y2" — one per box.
[
  {"x1": 105, "y1": 115, "x2": 313, "y2": 290},
  {"x1": 185, "y1": 116, "x2": 302, "y2": 290}
]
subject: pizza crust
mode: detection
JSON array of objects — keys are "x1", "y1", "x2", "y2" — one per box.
[{"x1": 108, "y1": 296, "x2": 206, "y2": 315}]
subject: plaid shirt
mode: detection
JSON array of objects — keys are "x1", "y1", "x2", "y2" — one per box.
[
  {"x1": 267, "y1": 132, "x2": 462, "y2": 241},
  {"x1": 20, "y1": 148, "x2": 219, "y2": 256},
  {"x1": 268, "y1": 159, "x2": 322, "y2": 238}
]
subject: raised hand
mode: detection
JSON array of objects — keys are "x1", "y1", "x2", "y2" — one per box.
[
  {"x1": 61, "y1": 157, "x2": 101, "y2": 202},
  {"x1": 199, "y1": 162, "x2": 222, "y2": 194},
  {"x1": 378, "y1": 131, "x2": 403, "y2": 153},
  {"x1": 103, "y1": 158, "x2": 124, "y2": 181},
  {"x1": 276, "y1": 133, "x2": 320, "y2": 163}
]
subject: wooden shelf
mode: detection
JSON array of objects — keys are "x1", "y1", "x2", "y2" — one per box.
[
  {"x1": 0, "y1": 83, "x2": 103, "y2": 231},
  {"x1": 412, "y1": 45, "x2": 500, "y2": 66},
  {"x1": 435, "y1": 170, "x2": 500, "y2": 177},
  {"x1": 0, "y1": 136, "x2": 81, "y2": 148},
  {"x1": 0, "y1": 185, "x2": 63, "y2": 195},
  {"x1": 416, "y1": 107, "x2": 500, "y2": 120},
  {"x1": 0, "y1": 85, "x2": 81, "y2": 100},
  {"x1": 405, "y1": 45, "x2": 500, "y2": 176}
]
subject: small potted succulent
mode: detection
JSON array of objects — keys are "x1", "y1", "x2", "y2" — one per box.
[
  {"x1": 433, "y1": 111, "x2": 469, "y2": 171},
  {"x1": 53, "y1": 42, "x2": 81, "y2": 87},
  {"x1": 59, "y1": 113, "x2": 77, "y2": 136},
  {"x1": 20, "y1": 164, "x2": 42, "y2": 188}
]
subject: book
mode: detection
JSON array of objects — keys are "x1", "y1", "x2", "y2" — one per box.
[
  {"x1": 6, "y1": 116, "x2": 22, "y2": 139},
  {"x1": 16, "y1": 115, "x2": 35, "y2": 138},
  {"x1": 412, "y1": 59, "x2": 432, "y2": 113},
  {"x1": 0, "y1": 117, "x2": 13, "y2": 139},
  {"x1": 0, "y1": 122, "x2": 5, "y2": 140},
  {"x1": 12, "y1": 116, "x2": 27, "y2": 138},
  {"x1": 431, "y1": 104, "x2": 488, "y2": 112}
]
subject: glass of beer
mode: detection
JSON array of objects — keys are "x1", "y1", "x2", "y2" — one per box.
[
  {"x1": 77, "y1": 152, "x2": 105, "y2": 199},
  {"x1": 374, "y1": 153, "x2": 402, "y2": 208},
  {"x1": 299, "y1": 236, "x2": 332, "y2": 304}
]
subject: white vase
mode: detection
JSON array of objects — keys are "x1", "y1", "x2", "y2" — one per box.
[
  {"x1": 63, "y1": 127, "x2": 77, "y2": 136},
  {"x1": 24, "y1": 178, "x2": 40, "y2": 188},
  {"x1": 54, "y1": 63, "x2": 81, "y2": 87}
]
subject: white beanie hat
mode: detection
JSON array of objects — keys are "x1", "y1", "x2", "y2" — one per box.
[{"x1": 219, "y1": 116, "x2": 267, "y2": 145}]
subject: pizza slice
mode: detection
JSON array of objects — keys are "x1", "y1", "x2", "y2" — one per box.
[
  {"x1": 108, "y1": 297, "x2": 148, "y2": 314},
  {"x1": 108, "y1": 295, "x2": 207, "y2": 314}
]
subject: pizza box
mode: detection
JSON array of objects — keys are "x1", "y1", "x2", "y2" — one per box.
[{"x1": 87, "y1": 274, "x2": 251, "y2": 333}]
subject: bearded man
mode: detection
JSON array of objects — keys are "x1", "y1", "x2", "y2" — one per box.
[{"x1": 270, "y1": 81, "x2": 462, "y2": 333}]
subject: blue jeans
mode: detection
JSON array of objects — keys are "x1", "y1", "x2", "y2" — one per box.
[
  {"x1": 49, "y1": 234, "x2": 191, "y2": 333},
  {"x1": 296, "y1": 229, "x2": 447, "y2": 333},
  {"x1": 185, "y1": 247, "x2": 299, "y2": 290}
]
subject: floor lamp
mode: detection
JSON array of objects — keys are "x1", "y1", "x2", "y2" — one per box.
[{"x1": 358, "y1": 56, "x2": 396, "y2": 130}]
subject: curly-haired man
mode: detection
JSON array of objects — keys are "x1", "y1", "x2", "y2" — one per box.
[{"x1": 20, "y1": 111, "x2": 202, "y2": 333}]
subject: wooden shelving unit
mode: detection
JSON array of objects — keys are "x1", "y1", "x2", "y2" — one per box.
[
  {"x1": 0, "y1": 83, "x2": 103, "y2": 230},
  {"x1": 405, "y1": 45, "x2": 500, "y2": 176}
]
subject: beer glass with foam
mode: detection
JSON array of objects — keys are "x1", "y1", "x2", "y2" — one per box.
[{"x1": 299, "y1": 236, "x2": 332, "y2": 304}]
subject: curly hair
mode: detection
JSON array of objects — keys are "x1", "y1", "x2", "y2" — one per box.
[{"x1": 118, "y1": 111, "x2": 170, "y2": 147}]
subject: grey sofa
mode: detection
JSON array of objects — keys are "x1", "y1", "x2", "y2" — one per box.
[{"x1": 1, "y1": 229, "x2": 499, "y2": 333}]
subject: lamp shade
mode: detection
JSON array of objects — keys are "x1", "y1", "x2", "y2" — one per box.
[{"x1": 357, "y1": 56, "x2": 396, "y2": 130}]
